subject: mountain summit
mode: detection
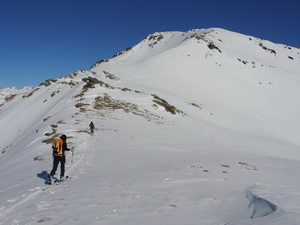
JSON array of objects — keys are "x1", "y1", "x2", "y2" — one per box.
[
  {"x1": 1, "y1": 28, "x2": 300, "y2": 224},
  {"x1": 92, "y1": 28, "x2": 300, "y2": 146}
]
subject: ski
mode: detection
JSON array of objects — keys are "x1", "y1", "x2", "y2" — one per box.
[
  {"x1": 42, "y1": 175, "x2": 71, "y2": 190},
  {"x1": 53, "y1": 175, "x2": 71, "y2": 185}
]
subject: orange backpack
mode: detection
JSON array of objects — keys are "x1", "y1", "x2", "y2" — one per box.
[{"x1": 52, "y1": 138, "x2": 63, "y2": 157}]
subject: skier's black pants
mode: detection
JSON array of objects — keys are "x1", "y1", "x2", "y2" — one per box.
[{"x1": 50, "y1": 156, "x2": 66, "y2": 177}]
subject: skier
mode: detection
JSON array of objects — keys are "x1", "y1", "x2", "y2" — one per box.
[
  {"x1": 48, "y1": 134, "x2": 74, "y2": 183},
  {"x1": 89, "y1": 121, "x2": 95, "y2": 134}
]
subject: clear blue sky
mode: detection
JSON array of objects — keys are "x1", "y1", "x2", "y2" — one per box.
[{"x1": 1, "y1": 0, "x2": 299, "y2": 89}]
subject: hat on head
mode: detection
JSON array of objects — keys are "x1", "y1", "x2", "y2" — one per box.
[{"x1": 60, "y1": 134, "x2": 67, "y2": 141}]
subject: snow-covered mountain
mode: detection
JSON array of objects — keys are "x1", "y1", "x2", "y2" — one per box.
[{"x1": 1, "y1": 28, "x2": 300, "y2": 225}]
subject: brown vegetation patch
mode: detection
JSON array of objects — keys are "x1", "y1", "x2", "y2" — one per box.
[
  {"x1": 152, "y1": 94, "x2": 185, "y2": 115},
  {"x1": 207, "y1": 42, "x2": 222, "y2": 53},
  {"x1": 5, "y1": 94, "x2": 16, "y2": 102},
  {"x1": 259, "y1": 43, "x2": 276, "y2": 55},
  {"x1": 33, "y1": 156, "x2": 44, "y2": 161},
  {"x1": 188, "y1": 102, "x2": 202, "y2": 110},
  {"x1": 113, "y1": 47, "x2": 132, "y2": 58},
  {"x1": 90, "y1": 59, "x2": 109, "y2": 68},
  {"x1": 93, "y1": 94, "x2": 161, "y2": 121},
  {"x1": 82, "y1": 76, "x2": 112, "y2": 91},
  {"x1": 39, "y1": 79, "x2": 58, "y2": 87},
  {"x1": 103, "y1": 71, "x2": 120, "y2": 80},
  {"x1": 22, "y1": 88, "x2": 40, "y2": 98}
]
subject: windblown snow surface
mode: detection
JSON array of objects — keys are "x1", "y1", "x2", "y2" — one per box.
[{"x1": 1, "y1": 28, "x2": 300, "y2": 225}]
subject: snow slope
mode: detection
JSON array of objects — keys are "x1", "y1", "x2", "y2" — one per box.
[{"x1": 1, "y1": 28, "x2": 300, "y2": 224}]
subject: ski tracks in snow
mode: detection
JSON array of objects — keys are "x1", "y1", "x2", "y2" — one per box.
[
  {"x1": 66, "y1": 132, "x2": 95, "y2": 179},
  {"x1": 0, "y1": 132, "x2": 95, "y2": 225}
]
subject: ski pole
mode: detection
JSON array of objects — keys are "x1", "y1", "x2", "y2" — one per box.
[{"x1": 71, "y1": 147, "x2": 74, "y2": 163}]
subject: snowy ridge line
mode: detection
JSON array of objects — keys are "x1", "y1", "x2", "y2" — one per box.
[{"x1": 0, "y1": 132, "x2": 92, "y2": 224}]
